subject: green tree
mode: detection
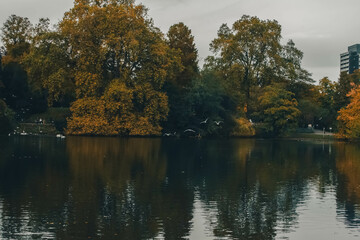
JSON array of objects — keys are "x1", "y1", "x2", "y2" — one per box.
[
  {"x1": 164, "y1": 22, "x2": 199, "y2": 131},
  {"x1": 184, "y1": 69, "x2": 226, "y2": 136},
  {"x1": 0, "y1": 99, "x2": 14, "y2": 134},
  {"x1": 208, "y1": 15, "x2": 311, "y2": 121},
  {"x1": 257, "y1": 84, "x2": 300, "y2": 136},
  {"x1": 1, "y1": 15, "x2": 32, "y2": 62},
  {"x1": 62, "y1": 0, "x2": 180, "y2": 135},
  {"x1": 209, "y1": 15, "x2": 283, "y2": 102},
  {"x1": 167, "y1": 22, "x2": 198, "y2": 88},
  {"x1": 1, "y1": 15, "x2": 33, "y2": 114},
  {"x1": 22, "y1": 18, "x2": 74, "y2": 106},
  {"x1": 317, "y1": 77, "x2": 337, "y2": 129},
  {"x1": 1, "y1": 15, "x2": 50, "y2": 116},
  {"x1": 0, "y1": 49, "x2": 3, "y2": 91},
  {"x1": 282, "y1": 40, "x2": 313, "y2": 86},
  {"x1": 334, "y1": 70, "x2": 360, "y2": 112}
]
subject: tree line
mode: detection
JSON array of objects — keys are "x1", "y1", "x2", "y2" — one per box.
[{"x1": 0, "y1": 0, "x2": 359, "y2": 137}]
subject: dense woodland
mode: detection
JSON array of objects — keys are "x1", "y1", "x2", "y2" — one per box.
[{"x1": 0, "y1": 0, "x2": 359, "y2": 138}]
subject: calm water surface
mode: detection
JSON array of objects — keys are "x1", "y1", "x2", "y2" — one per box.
[{"x1": 0, "y1": 136, "x2": 360, "y2": 239}]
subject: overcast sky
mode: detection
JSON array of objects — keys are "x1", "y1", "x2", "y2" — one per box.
[{"x1": 1, "y1": 0, "x2": 360, "y2": 82}]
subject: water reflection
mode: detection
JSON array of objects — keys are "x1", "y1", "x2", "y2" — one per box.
[
  {"x1": 0, "y1": 137, "x2": 360, "y2": 239},
  {"x1": 335, "y1": 143, "x2": 360, "y2": 227}
]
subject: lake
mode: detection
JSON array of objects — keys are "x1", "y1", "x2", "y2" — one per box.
[{"x1": 0, "y1": 136, "x2": 360, "y2": 239}]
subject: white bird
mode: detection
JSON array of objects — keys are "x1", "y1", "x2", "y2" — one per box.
[
  {"x1": 163, "y1": 133, "x2": 172, "y2": 137},
  {"x1": 200, "y1": 118, "x2": 208, "y2": 124},
  {"x1": 184, "y1": 129, "x2": 196, "y2": 133},
  {"x1": 214, "y1": 121, "x2": 223, "y2": 126}
]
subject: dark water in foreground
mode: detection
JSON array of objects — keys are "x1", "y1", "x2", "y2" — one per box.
[{"x1": 0, "y1": 137, "x2": 360, "y2": 239}]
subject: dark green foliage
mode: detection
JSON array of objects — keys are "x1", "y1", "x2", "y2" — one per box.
[
  {"x1": 334, "y1": 71, "x2": 360, "y2": 112},
  {"x1": 164, "y1": 22, "x2": 200, "y2": 133},
  {"x1": 0, "y1": 49, "x2": 3, "y2": 95},
  {"x1": 26, "y1": 107, "x2": 71, "y2": 132},
  {"x1": 208, "y1": 15, "x2": 312, "y2": 128},
  {"x1": 1, "y1": 15, "x2": 48, "y2": 119},
  {"x1": 22, "y1": 19, "x2": 75, "y2": 107},
  {"x1": 167, "y1": 22, "x2": 199, "y2": 88},
  {"x1": 0, "y1": 99, "x2": 15, "y2": 134},
  {"x1": 164, "y1": 69, "x2": 227, "y2": 136},
  {"x1": 184, "y1": 70, "x2": 226, "y2": 136}
]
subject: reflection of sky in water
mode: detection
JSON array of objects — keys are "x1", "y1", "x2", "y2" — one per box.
[
  {"x1": 277, "y1": 181, "x2": 360, "y2": 239},
  {"x1": 189, "y1": 190, "x2": 220, "y2": 239},
  {"x1": 187, "y1": 181, "x2": 360, "y2": 239}
]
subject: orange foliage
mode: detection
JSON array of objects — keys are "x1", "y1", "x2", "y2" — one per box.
[
  {"x1": 230, "y1": 118, "x2": 255, "y2": 137},
  {"x1": 75, "y1": 72, "x2": 101, "y2": 98},
  {"x1": 337, "y1": 83, "x2": 360, "y2": 138},
  {"x1": 66, "y1": 80, "x2": 168, "y2": 136},
  {"x1": 61, "y1": 1, "x2": 179, "y2": 136}
]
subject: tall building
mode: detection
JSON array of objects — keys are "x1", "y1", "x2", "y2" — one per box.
[{"x1": 340, "y1": 44, "x2": 360, "y2": 74}]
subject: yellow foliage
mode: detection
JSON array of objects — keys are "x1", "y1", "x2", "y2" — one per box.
[
  {"x1": 230, "y1": 118, "x2": 255, "y2": 137},
  {"x1": 66, "y1": 80, "x2": 169, "y2": 136},
  {"x1": 75, "y1": 72, "x2": 101, "y2": 98},
  {"x1": 61, "y1": 1, "x2": 177, "y2": 136}
]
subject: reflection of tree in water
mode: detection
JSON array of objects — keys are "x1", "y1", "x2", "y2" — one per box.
[
  {"x1": 192, "y1": 140, "x2": 337, "y2": 239},
  {"x1": 63, "y1": 137, "x2": 194, "y2": 239},
  {"x1": 335, "y1": 142, "x2": 360, "y2": 226},
  {"x1": 2, "y1": 137, "x2": 358, "y2": 239},
  {"x1": 0, "y1": 137, "x2": 195, "y2": 239},
  {"x1": 0, "y1": 137, "x2": 69, "y2": 239}
]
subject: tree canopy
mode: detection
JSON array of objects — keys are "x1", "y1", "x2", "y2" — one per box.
[
  {"x1": 207, "y1": 15, "x2": 312, "y2": 124},
  {"x1": 1, "y1": 8, "x2": 358, "y2": 138},
  {"x1": 61, "y1": 0, "x2": 180, "y2": 135}
]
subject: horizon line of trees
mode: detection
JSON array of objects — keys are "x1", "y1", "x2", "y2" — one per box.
[{"x1": 0, "y1": 0, "x2": 359, "y2": 138}]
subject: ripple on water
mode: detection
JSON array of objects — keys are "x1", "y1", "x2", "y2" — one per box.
[
  {"x1": 276, "y1": 181, "x2": 360, "y2": 240},
  {"x1": 0, "y1": 201, "x2": 57, "y2": 239}
]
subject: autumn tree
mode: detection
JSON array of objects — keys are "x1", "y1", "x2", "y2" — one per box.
[
  {"x1": 62, "y1": 0, "x2": 180, "y2": 135},
  {"x1": 337, "y1": 83, "x2": 360, "y2": 138},
  {"x1": 257, "y1": 84, "x2": 301, "y2": 136}
]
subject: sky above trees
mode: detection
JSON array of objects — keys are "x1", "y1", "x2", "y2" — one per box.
[{"x1": 1, "y1": 0, "x2": 360, "y2": 82}]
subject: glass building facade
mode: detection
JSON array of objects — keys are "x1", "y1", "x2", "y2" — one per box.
[{"x1": 340, "y1": 44, "x2": 360, "y2": 74}]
